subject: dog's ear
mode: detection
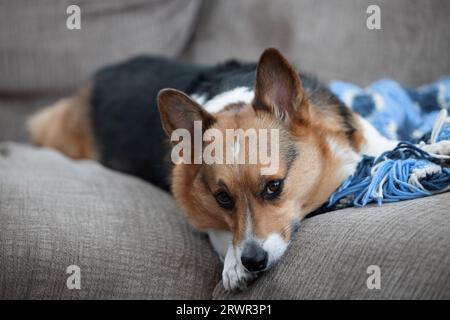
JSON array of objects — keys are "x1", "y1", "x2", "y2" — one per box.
[
  {"x1": 157, "y1": 89, "x2": 215, "y2": 139},
  {"x1": 253, "y1": 48, "x2": 310, "y2": 124}
]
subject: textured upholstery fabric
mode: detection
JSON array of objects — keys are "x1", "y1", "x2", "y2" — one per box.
[
  {"x1": 214, "y1": 192, "x2": 450, "y2": 299},
  {"x1": 183, "y1": 0, "x2": 450, "y2": 86},
  {"x1": 1, "y1": 143, "x2": 449, "y2": 299},
  {"x1": 0, "y1": 143, "x2": 221, "y2": 299},
  {"x1": 0, "y1": 0, "x2": 202, "y2": 91}
]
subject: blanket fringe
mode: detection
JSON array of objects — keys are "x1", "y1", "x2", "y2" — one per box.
[{"x1": 327, "y1": 110, "x2": 450, "y2": 208}]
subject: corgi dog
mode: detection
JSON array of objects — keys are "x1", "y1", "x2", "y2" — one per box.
[{"x1": 29, "y1": 48, "x2": 402, "y2": 291}]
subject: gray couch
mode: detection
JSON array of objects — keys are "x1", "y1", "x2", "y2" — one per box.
[{"x1": 1, "y1": 0, "x2": 449, "y2": 299}]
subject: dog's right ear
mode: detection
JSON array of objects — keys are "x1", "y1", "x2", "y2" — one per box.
[
  {"x1": 157, "y1": 89, "x2": 215, "y2": 139},
  {"x1": 253, "y1": 48, "x2": 310, "y2": 125}
]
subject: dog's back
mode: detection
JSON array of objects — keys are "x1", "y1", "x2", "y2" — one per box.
[{"x1": 29, "y1": 56, "x2": 208, "y2": 190}]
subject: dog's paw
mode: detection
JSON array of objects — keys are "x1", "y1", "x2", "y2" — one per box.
[{"x1": 222, "y1": 249, "x2": 256, "y2": 292}]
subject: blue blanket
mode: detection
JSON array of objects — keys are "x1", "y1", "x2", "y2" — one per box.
[
  {"x1": 330, "y1": 77, "x2": 450, "y2": 141},
  {"x1": 315, "y1": 77, "x2": 450, "y2": 213}
]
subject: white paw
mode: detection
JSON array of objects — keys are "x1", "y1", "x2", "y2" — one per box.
[
  {"x1": 222, "y1": 247, "x2": 256, "y2": 292},
  {"x1": 421, "y1": 140, "x2": 450, "y2": 158}
]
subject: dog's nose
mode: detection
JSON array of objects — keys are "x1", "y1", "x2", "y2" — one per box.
[{"x1": 241, "y1": 242, "x2": 268, "y2": 272}]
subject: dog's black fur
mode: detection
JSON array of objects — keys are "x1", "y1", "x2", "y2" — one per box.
[
  {"x1": 89, "y1": 56, "x2": 350, "y2": 191},
  {"x1": 90, "y1": 57, "x2": 206, "y2": 190}
]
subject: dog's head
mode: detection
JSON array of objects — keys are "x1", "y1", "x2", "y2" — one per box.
[{"x1": 157, "y1": 48, "x2": 360, "y2": 273}]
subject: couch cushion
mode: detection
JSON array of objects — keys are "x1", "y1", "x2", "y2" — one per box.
[
  {"x1": 214, "y1": 192, "x2": 450, "y2": 299},
  {"x1": 184, "y1": 0, "x2": 450, "y2": 86},
  {"x1": 0, "y1": 0, "x2": 202, "y2": 92},
  {"x1": 0, "y1": 142, "x2": 221, "y2": 299}
]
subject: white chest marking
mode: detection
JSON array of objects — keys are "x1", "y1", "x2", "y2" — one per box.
[
  {"x1": 358, "y1": 116, "x2": 399, "y2": 157},
  {"x1": 192, "y1": 87, "x2": 254, "y2": 114},
  {"x1": 206, "y1": 229, "x2": 232, "y2": 261},
  {"x1": 326, "y1": 137, "x2": 361, "y2": 178}
]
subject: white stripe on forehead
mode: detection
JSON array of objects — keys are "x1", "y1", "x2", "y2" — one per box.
[
  {"x1": 245, "y1": 205, "x2": 252, "y2": 238},
  {"x1": 238, "y1": 195, "x2": 252, "y2": 243},
  {"x1": 233, "y1": 139, "x2": 240, "y2": 163},
  {"x1": 191, "y1": 87, "x2": 254, "y2": 114}
]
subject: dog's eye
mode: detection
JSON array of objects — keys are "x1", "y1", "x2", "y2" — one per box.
[
  {"x1": 262, "y1": 180, "x2": 283, "y2": 200},
  {"x1": 214, "y1": 191, "x2": 235, "y2": 209}
]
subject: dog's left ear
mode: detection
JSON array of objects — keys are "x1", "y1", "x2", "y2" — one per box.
[
  {"x1": 253, "y1": 48, "x2": 310, "y2": 124},
  {"x1": 157, "y1": 88, "x2": 215, "y2": 139}
]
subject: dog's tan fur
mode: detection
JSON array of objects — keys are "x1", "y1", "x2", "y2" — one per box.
[
  {"x1": 28, "y1": 48, "x2": 364, "y2": 250},
  {"x1": 159, "y1": 49, "x2": 364, "y2": 246},
  {"x1": 169, "y1": 105, "x2": 362, "y2": 244},
  {"x1": 26, "y1": 48, "x2": 402, "y2": 290},
  {"x1": 28, "y1": 85, "x2": 95, "y2": 160}
]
